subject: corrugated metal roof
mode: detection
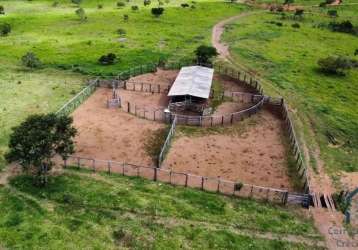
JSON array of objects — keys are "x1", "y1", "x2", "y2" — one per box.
[{"x1": 168, "y1": 66, "x2": 214, "y2": 99}]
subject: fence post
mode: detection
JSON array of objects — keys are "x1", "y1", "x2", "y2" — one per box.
[
  {"x1": 185, "y1": 174, "x2": 188, "y2": 187},
  {"x1": 107, "y1": 161, "x2": 111, "y2": 174},
  {"x1": 77, "y1": 157, "x2": 80, "y2": 169},
  {"x1": 154, "y1": 167, "x2": 157, "y2": 181},
  {"x1": 217, "y1": 179, "x2": 220, "y2": 193},
  {"x1": 92, "y1": 159, "x2": 96, "y2": 172},
  {"x1": 170, "y1": 171, "x2": 172, "y2": 184},
  {"x1": 122, "y1": 162, "x2": 125, "y2": 176},
  {"x1": 283, "y1": 191, "x2": 289, "y2": 205},
  {"x1": 201, "y1": 177, "x2": 204, "y2": 190},
  {"x1": 64, "y1": 159, "x2": 67, "y2": 169}
]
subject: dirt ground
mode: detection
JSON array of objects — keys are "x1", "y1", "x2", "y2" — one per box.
[
  {"x1": 213, "y1": 102, "x2": 254, "y2": 116},
  {"x1": 118, "y1": 90, "x2": 169, "y2": 110},
  {"x1": 72, "y1": 87, "x2": 165, "y2": 166},
  {"x1": 163, "y1": 109, "x2": 294, "y2": 191},
  {"x1": 128, "y1": 68, "x2": 178, "y2": 86}
]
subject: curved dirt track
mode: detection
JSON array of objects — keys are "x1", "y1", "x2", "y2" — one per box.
[{"x1": 212, "y1": 11, "x2": 358, "y2": 250}]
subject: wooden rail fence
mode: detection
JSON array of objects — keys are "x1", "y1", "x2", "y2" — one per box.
[{"x1": 62, "y1": 155, "x2": 297, "y2": 205}]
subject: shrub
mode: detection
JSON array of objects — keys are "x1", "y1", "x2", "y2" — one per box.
[
  {"x1": 131, "y1": 5, "x2": 139, "y2": 11},
  {"x1": 21, "y1": 52, "x2": 41, "y2": 68},
  {"x1": 151, "y1": 7, "x2": 164, "y2": 18},
  {"x1": 143, "y1": 0, "x2": 151, "y2": 6},
  {"x1": 294, "y1": 9, "x2": 304, "y2": 19},
  {"x1": 98, "y1": 53, "x2": 117, "y2": 65},
  {"x1": 75, "y1": 8, "x2": 87, "y2": 21},
  {"x1": 71, "y1": 0, "x2": 82, "y2": 5},
  {"x1": 327, "y1": 9, "x2": 338, "y2": 17},
  {"x1": 195, "y1": 45, "x2": 218, "y2": 64},
  {"x1": 117, "y1": 1, "x2": 126, "y2": 7},
  {"x1": 181, "y1": 3, "x2": 189, "y2": 7},
  {"x1": 317, "y1": 56, "x2": 354, "y2": 75},
  {"x1": 355, "y1": 49, "x2": 358, "y2": 56},
  {"x1": 0, "y1": 6, "x2": 4, "y2": 15},
  {"x1": 97, "y1": 4, "x2": 103, "y2": 9},
  {"x1": 292, "y1": 23, "x2": 300, "y2": 28},
  {"x1": 325, "y1": 0, "x2": 335, "y2": 3},
  {"x1": 52, "y1": 1, "x2": 59, "y2": 7},
  {"x1": 123, "y1": 14, "x2": 129, "y2": 21},
  {"x1": 329, "y1": 20, "x2": 357, "y2": 35},
  {"x1": 158, "y1": 1, "x2": 164, "y2": 5},
  {"x1": 117, "y1": 28, "x2": 126, "y2": 36},
  {"x1": 0, "y1": 23, "x2": 11, "y2": 36},
  {"x1": 283, "y1": 0, "x2": 294, "y2": 5}
]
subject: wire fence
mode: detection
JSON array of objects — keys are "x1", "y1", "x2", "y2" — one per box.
[
  {"x1": 158, "y1": 116, "x2": 177, "y2": 167},
  {"x1": 62, "y1": 155, "x2": 296, "y2": 205},
  {"x1": 56, "y1": 78, "x2": 99, "y2": 117}
]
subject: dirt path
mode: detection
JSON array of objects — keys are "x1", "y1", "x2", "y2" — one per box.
[{"x1": 211, "y1": 12, "x2": 357, "y2": 249}]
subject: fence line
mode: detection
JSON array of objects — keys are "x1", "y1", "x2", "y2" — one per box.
[
  {"x1": 125, "y1": 81, "x2": 171, "y2": 94},
  {"x1": 56, "y1": 78, "x2": 99, "y2": 117},
  {"x1": 62, "y1": 155, "x2": 301, "y2": 205},
  {"x1": 280, "y1": 101, "x2": 310, "y2": 194},
  {"x1": 158, "y1": 116, "x2": 177, "y2": 167}
]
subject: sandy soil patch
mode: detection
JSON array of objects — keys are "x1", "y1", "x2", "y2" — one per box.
[
  {"x1": 213, "y1": 102, "x2": 253, "y2": 116},
  {"x1": 118, "y1": 90, "x2": 169, "y2": 110},
  {"x1": 129, "y1": 68, "x2": 178, "y2": 86},
  {"x1": 163, "y1": 109, "x2": 293, "y2": 190},
  {"x1": 214, "y1": 74, "x2": 256, "y2": 93},
  {"x1": 72, "y1": 88, "x2": 165, "y2": 166}
]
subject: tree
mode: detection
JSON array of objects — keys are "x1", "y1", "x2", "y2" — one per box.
[
  {"x1": 194, "y1": 45, "x2": 218, "y2": 64},
  {"x1": 131, "y1": 5, "x2": 139, "y2": 11},
  {"x1": 144, "y1": 0, "x2": 151, "y2": 6},
  {"x1": 5, "y1": 114, "x2": 77, "y2": 186},
  {"x1": 0, "y1": 23, "x2": 11, "y2": 36},
  {"x1": 283, "y1": 0, "x2": 294, "y2": 6},
  {"x1": 151, "y1": 7, "x2": 164, "y2": 18},
  {"x1": 71, "y1": 0, "x2": 82, "y2": 5},
  {"x1": 75, "y1": 8, "x2": 87, "y2": 21},
  {"x1": 0, "y1": 5, "x2": 5, "y2": 15},
  {"x1": 327, "y1": 9, "x2": 338, "y2": 18},
  {"x1": 123, "y1": 14, "x2": 129, "y2": 22},
  {"x1": 21, "y1": 52, "x2": 41, "y2": 69},
  {"x1": 294, "y1": 9, "x2": 304, "y2": 19},
  {"x1": 317, "y1": 56, "x2": 353, "y2": 75},
  {"x1": 117, "y1": 1, "x2": 126, "y2": 8},
  {"x1": 98, "y1": 53, "x2": 117, "y2": 65}
]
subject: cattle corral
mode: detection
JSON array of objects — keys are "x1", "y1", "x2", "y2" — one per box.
[{"x1": 70, "y1": 67, "x2": 299, "y2": 192}]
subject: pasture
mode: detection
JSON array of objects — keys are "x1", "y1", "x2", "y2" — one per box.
[{"x1": 222, "y1": 4, "x2": 358, "y2": 175}]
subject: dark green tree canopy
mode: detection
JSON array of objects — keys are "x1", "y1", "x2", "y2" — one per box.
[
  {"x1": 6, "y1": 114, "x2": 77, "y2": 185},
  {"x1": 151, "y1": 7, "x2": 164, "y2": 17},
  {"x1": 194, "y1": 45, "x2": 218, "y2": 65}
]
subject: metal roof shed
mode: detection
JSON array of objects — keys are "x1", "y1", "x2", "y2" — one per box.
[{"x1": 168, "y1": 66, "x2": 214, "y2": 99}]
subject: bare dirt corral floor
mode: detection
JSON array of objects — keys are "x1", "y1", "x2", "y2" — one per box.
[
  {"x1": 163, "y1": 108, "x2": 294, "y2": 191},
  {"x1": 72, "y1": 87, "x2": 165, "y2": 166}
]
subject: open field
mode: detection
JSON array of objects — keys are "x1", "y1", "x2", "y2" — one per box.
[
  {"x1": 222, "y1": 4, "x2": 358, "y2": 177},
  {"x1": 0, "y1": 168, "x2": 324, "y2": 249}
]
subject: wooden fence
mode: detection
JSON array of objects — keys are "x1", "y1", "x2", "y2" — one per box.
[
  {"x1": 124, "y1": 81, "x2": 171, "y2": 94},
  {"x1": 62, "y1": 155, "x2": 295, "y2": 205},
  {"x1": 56, "y1": 78, "x2": 99, "y2": 117},
  {"x1": 280, "y1": 101, "x2": 311, "y2": 193},
  {"x1": 158, "y1": 116, "x2": 177, "y2": 167}
]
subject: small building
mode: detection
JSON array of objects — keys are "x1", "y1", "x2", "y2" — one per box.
[{"x1": 167, "y1": 66, "x2": 214, "y2": 114}]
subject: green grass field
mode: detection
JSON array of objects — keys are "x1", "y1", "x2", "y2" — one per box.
[
  {"x1": 222, "y1": 5, "x2": 358, "y2": 175},
  {"x1": 0, "y1": 0, "x2": 248, "y2": 170},
  {"x1": 0, "y1": 168, "x2": 323, "y2": 249}
]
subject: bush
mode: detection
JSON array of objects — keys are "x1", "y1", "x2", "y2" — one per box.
[
  {"x1": 98, "y1": 53, "x2": 117, "y2": 65},
  {"x1": 71, "y1": 0, "x2": 82, "y2": 5},
  {"x1": 294, "y1": 9, "x2": 304, "y2": 19},
  {"x1": 123, "y1": 14, "x2": 129, "y2": 21},
  {"x1": 117, "y1": 28, "x2": 126, "y2": 36},
  {"x1": 97, "y1": 4, "x2": 103, "y2": 9},
  {"x1": 181, "y1": 3, "x2": 189, "y2": 7},
  {"x1": 143, "y1": 0, "x2": 151, "y2": 6},
  {"x1": 0, "y1": 23, "x2": 11, "y2": 36},
  {"x1": 131, "y1": 5, "x2": 139, "y2": 11},
  {"x1": 292, "y1": 23, "x2": 300, "y2": 28},
  {"x1": 21, "y1": 52, "x2": 42, "y2": 69},
  {"x1": 151, "y1": 7, "x2": 164, "y2": 18},
  {"x1": 355, "y1": 49, "x2": 358, "y2": 56},
  {"x1": 117, "y1": 1, "x2": 126, "y2": 7},
  {"x1": 329, "y1": 20, "x2": 357, "y2": 35},
  {"x1": 327, "y1": 9, "x2": 338, "y2": 17},
  {"x1": 195, "y1": 45, "x2": 218, "y2": 64},
  {"x1": 317, "y1": 56, "x2": 355, "y2": 75},
  {"x1": 75, "y1": 8, "x2": 87, "y2": 21},
  {"x1": 0, "y1": 5, "x2": 5, "y2": 14}
]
